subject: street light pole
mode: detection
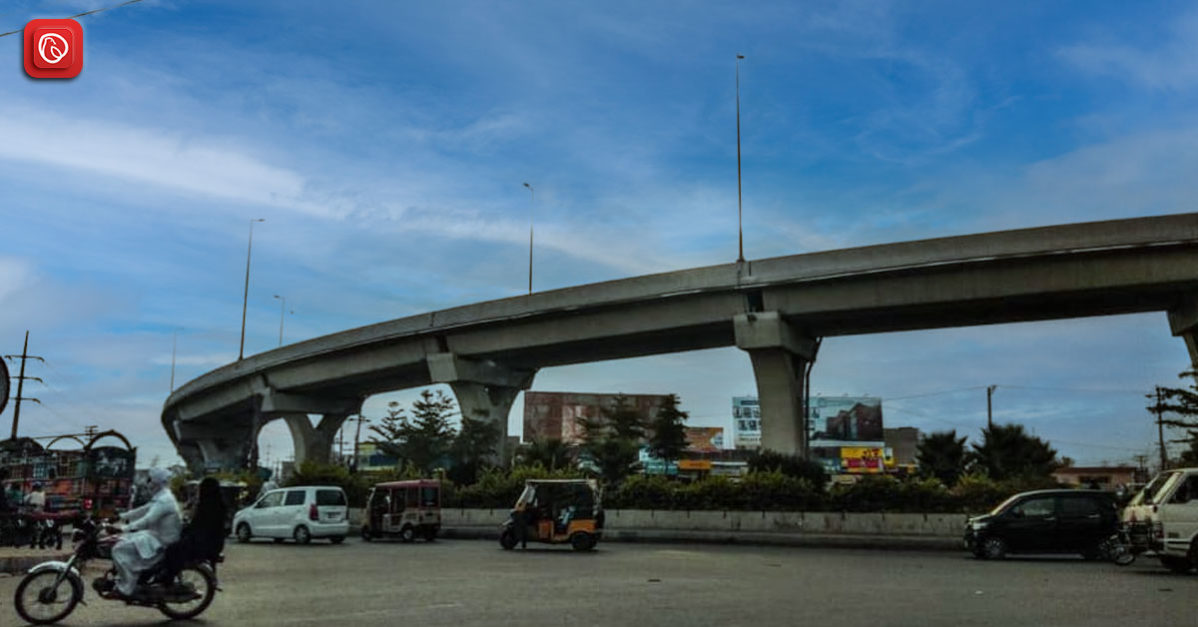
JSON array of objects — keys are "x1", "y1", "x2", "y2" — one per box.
[
  {"x1": 986, "y1": 385, "x2": 997, "y2": 430},
  {"x1": 736, "y1": 54, "x2": 746, "y2": 264},
  {"x1": 523, "y1": 182, "x2": 534, "y2": 294},
  {"x1": 239, "y1": 218, "x2": 265, "y2": 360},
  {"x1": 273, "y1": 294, "x2": 289, "y2": 347}
]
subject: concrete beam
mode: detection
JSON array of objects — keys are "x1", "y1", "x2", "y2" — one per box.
[
  {"x1": 259, "y1": 389, "x2": 361, "y2": 416},
  {"x1": 733, "y1": 312, "x2": 818, "y2": 359},
  {"x1": 734, "y1": 312, "x2": 816, "y2": 457},
  {"x1": 1168, "y1": 296, "x2": 1198, "y2": 368},
  {"x1": 284, "y1": 414, "x2": 348, "y2": 466},
  {"x1": 429, "y1": 353, "x2": 536, "y2": 465}
]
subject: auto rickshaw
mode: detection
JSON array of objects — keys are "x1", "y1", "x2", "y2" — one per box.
[
  {"x1": 499, "y1": 479, "x2": 603, "y2": 551},
  {"x1": 361, "y1": 479, "x2": 441, "y2": 542}
]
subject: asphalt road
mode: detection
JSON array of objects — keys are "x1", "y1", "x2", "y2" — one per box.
[{"x1": 0, "y1": 537, "x2": 1193, "y2": 626}]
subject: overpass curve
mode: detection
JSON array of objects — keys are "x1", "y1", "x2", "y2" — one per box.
[{"x1": 163, "y1": 213, "x2": 1198, "y2": 471}]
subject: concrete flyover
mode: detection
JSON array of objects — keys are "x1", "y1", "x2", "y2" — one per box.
[{"x1": 162, "y1": 213, "x2": 1198, "y2": 472}]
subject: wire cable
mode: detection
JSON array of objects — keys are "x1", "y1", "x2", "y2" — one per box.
[{"x1": 0, "y1": 0, "x2": 146, "y2": 38}]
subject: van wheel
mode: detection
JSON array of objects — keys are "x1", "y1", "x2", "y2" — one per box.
[
  {"x1": 571, "y1": 533, "x2": 595, "y2": 552},
  {"x1": 400, "y1": 526, "x2": 415, "y2": 543},
  {"x1": 294, "y1": 526, "x2": 312, "y2": 545},
  {"x1": 981, "y1": 537, "x2": 1007, "y2": 560},
  {"x1": 1161, "y1": 555, "x2": 1193, "y2": 574},
  {"x1": 235, "y1": 524, "x2": 252, "y2": 544}
]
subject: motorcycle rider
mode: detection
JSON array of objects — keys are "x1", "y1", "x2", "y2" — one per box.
[{"x1": 109, "y1": 468, "x2": 181, "y2": 598}]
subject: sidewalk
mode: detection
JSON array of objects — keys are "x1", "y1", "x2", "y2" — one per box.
[
  {"x1": 438, "y1": 525, "x2": 962, "y2": 552},
  {"x1": 0, "y1": 546, "x2": 72, "y2": 575}
]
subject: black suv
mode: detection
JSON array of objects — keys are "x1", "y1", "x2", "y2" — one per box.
[{"x1": 964, "y1": 489, "x2": 1119, "y2": 559}]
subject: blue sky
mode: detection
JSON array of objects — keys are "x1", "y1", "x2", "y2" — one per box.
[{"x1": 2, "y1": 0, "x2": 1197, "y2": 469}]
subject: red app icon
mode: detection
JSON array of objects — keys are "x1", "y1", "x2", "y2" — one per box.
[{"x1": 23, "y1": 19, "x2": 83, "y2": 79}]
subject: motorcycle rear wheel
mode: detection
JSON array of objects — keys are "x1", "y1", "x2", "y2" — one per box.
[
  {"x1": 157, "y1": 564, "x2": 217, "y2": 620},
  {"x1": 14, "y1": 570, "x2": 80, "y2": 625}
]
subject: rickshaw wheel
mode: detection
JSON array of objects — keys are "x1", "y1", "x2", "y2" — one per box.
[
  {"x1": 499, "y1": 530, "x2": 517, "y2": 550},
  {"x1": 570, "y1": 533, "x2": 596, "y2": 552},
  {"x1": 400, "y1": 526, "x2": 415, "y2": 543}
]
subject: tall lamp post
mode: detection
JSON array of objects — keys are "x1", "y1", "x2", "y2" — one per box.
[
  {"x1": 273, "y1": 294, "x2": 292, "y2": 347},
  {"x1": 238, "y1": 218, "x2": 265, "y2": 360},
  {"x1": 523, "y1": 182, "x2": 534, "y2": 294},
  {"x1": 735, "y1": 54, "x2": 746, "y2": 264}
]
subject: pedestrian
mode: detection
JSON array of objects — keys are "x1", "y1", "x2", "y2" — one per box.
[
  {"x1": 514, "y1": 505, "x2": 529, "y2": 549},
  {"x1": 24, "y1": 482, "x2": 46, "y2": 512}
]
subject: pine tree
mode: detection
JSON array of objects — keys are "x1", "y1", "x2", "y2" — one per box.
[
  {"x1": 647, "y1": 394, "x2": 689, "y2": 463},
  {"x1": 448, "y1": 409, "x2": 501, "y2": 485},
  {"x1": 403, "y1": 389, "x2": 457, "y2": 476}
]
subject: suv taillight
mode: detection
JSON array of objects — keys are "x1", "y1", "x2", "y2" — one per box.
[{"x1": 309, "y1": 503, "x2": 318, "y2": 521}]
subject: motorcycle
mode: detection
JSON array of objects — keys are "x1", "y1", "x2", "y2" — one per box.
[
  {"x1": 1097, "y1": 524, "x2": 1137, "y2": 566},
  {"x1": 12, "y1": 518, "x2": 220, "y2": 625}
]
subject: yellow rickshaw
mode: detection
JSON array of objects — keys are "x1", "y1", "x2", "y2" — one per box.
[{"x1": 499, "y1": 479, "x2": 603, "y2": 551}]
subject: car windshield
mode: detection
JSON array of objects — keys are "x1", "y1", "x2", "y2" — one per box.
[
  {"x1": 1135, "y1": 472, "x2": 1176, "y2": 506},
  {"x1": 989, "y1": 493, "x2": 1024, "y2": 516}
]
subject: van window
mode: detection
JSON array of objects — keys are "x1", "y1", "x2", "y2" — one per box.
[
  {"x1": 406, "y1": 487, "x2": 418, "y2": 507},
  {"x1": 316, "y1": 490, "x2": 346, "y2": 506},
  {"x1": 1060, "y1": 496, "x2": 1099, "y2": 516},
  {"x1": 257, "y1": 491, "x2": 284, "y2": 508},
  {"x1": 421, "y1": 486, "x2": 439, "y2": 507},
  {"x1": 284, "y1": 490, "x2": 306, "y2": 506},
  {"x1": 1012, "y1": 497, "x2": 1054, "y2": 517},
  {"x1": 1170, "y1": 475, "x2": 1198, "y2": 504}
]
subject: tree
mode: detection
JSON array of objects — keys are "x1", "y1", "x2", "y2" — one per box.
[
  {"x1": 969, "y1": 423, "x2": 1060, "y2": 481},
  {"x1": 578, "y1": 394, "x2": 646, "y2": 487},
  {"x1": 447, "y1": 410, "x2": 501, "y2": 485},
  {"x1": 519, "y1": 438, "x2": 575, "y2": 471},
  {"x1": 367, "y1": 401, "x2": 409, "y2": 466},
  {"x1": 1148, "y1": 370, "x2": 1198, "y2": 469},
  {"x1": 746, "y1": 451, "x2": 828, "y2": 489},
  {"x1": 916, "y1": 430, "x2": 969, "y2": 486},
  {"x1": 367, "y1": 391, "x2": 458, "y2": 476},
  {"x1": 647, "y1": 394, "x2": 689, "y2": 463}
]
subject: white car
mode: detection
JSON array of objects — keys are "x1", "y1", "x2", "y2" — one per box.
[
  {"x1": 233, "y1": 485, "x2": 349, "y2": 545},
  {"x1": 1145, "y1": 468, "x2": 1198, "y2": 573}
]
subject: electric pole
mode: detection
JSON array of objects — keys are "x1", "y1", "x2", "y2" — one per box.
[
  {"x1": 350, "y1": 414, "x2": 370, "y2": 472},
  {"x1": 986, "y1": 385, "x2": 997, "y2": 430},
  {"x1": 1153, "y1": 386, "x2": 1168, "y2": 471},
  {"x1": 4, "y1": 330, "x2": 44, "y2": 439}
]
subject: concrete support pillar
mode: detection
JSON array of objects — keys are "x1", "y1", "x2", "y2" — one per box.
[
  {"x1": 427, "y1": 353, "x2": 536, "y2": 465},
  {"x1": 734, "y1": 311, "x2": 819, "y2": 457},
  {"x1": 173, "y1": 418, "x2": 258, "y2": 473},
  {"x1": 284, "y1": 413, "x2": 349, "y2": 466},
  {"x1": 1168, "y1": 295, "x2": 1198, "y2": 368}
]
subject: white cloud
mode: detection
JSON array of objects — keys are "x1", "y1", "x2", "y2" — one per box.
[{"x1": 1058, "y1": 12, "x2": 1198, "y2": 90}]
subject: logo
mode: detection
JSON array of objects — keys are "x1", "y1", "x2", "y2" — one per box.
[{"x1": 23, "y1": 19, "x2": 83, "y2": 79}]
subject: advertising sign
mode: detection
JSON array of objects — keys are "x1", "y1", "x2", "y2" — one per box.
[
  {"x1": 524, "y1": 392, "x2": 669, "y2": 444},
  {"x1": 839, "y1": 446, "x2": 895, "y2": 474},
  {"x1": 808, "y1": 396, "x2": 884, "y2": 447},
  {"x1": 732, "y1": 396, "x2": 761, "y2": 449},
  {"x1": 684, "y1": 427, "x2": 725, "y2": 453}
]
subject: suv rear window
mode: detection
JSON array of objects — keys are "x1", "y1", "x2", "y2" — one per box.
[
  {"x1": 316, "y1": 489, "x2": 346, "y2": 506},
  {"x1": 284, "y1": 490, "x2": 306, "y2": 506}
]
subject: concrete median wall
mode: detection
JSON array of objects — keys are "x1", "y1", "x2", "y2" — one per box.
[{"x1": 409, "y1": 509, "x2": 967, "y2": 537}]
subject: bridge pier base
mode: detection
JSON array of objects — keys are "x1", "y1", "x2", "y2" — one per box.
[
  {"x1": 172, "y1": 419, "x2": 258, "y2": 473},
  {"x1": 428, "y1": 353, "x2": 536, "y2": 466},
  {"x1": 284, "y1": 414, "x2": 349, "y2": 466},
  {"x1": 734, "y1": 312, "x2": 819, "y2": 457},
  {"x1": 1168, "y1": 296, "x2": 1198, "y2": 368}
]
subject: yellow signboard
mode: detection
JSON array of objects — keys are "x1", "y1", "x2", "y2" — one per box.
[
  {"x1": 839, "y1": 447, "x2": 895, "y2": 474},
  {"x1": 677, "y1": 459, "x2": 713, "y2": 471}
]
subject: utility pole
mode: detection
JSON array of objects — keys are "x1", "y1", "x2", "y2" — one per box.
[
  {"x1": 350, "y1": 414, "x2": 369, "y2": 472},
  {"x1": 169, "y1": 331, "x2": 177, "y2": 393},
  {"x1": 735, "y1": 54, "x2": 746, "y2": 264},
  {"x1": 1154, "y1": 386, "x2": 1168, "y2": 471},
  {"x1": 986, "y1": 385, "x2": 997, "y2": 430},
  {"x1": 4, "y1": 331, "x2": 44, "y2": 440}
]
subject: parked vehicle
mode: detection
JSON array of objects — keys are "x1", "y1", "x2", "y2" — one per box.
[
  {"x1": 361, "y1": 480, "x2": 441, "y2": 542},
  {"x1": 964, "y1": 489, "x2": 1119, "y2": 560},
  {"x1": 232, "y1": 485, "x2": 348, "y2": 545},
  {"x1": 1136, "y1": 467, "x2": 1198, "y2": 573},
  {"x1": 1121, "y1": 472, "x2": 1174, "y2": 556},
  {"x1": 12, "y1": 518, "x2": 218, "y2": 624},
  {"x1": 499, "y1": 479, "x2": 603, "y2": 551}
]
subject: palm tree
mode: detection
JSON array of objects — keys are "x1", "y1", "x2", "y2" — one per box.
[{"x1": 916, "y1": 430, "x2": 968, "y2": 486}]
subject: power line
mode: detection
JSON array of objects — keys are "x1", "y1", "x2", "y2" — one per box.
[{"x1": 0, "y1": 0, "x2": 146, "y2": 38}]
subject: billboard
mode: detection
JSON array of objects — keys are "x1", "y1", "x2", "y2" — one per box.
[
  {"x1": 524, "y1": 392, "x2": 669, "y2": 444},
  {"x1": 732, "y1": 396, "x2": 761, "y2": 449},
  {"x1": 808, "y1": 396, "x2": 884, "y2": 446},
  {"x1": 839, "y1": 446, "x2": 896, "y2": 474},
  {"x1": 684, "y1": 427, "x2": 724, "y2": 453}
]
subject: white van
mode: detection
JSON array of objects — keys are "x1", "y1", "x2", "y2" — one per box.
[
  {"x1": 232, "y1": 485, "x2": 349, "y2": 545},
  {"x1": 1139, "y1": 468, "x2": 1198, "y2": 573}
]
